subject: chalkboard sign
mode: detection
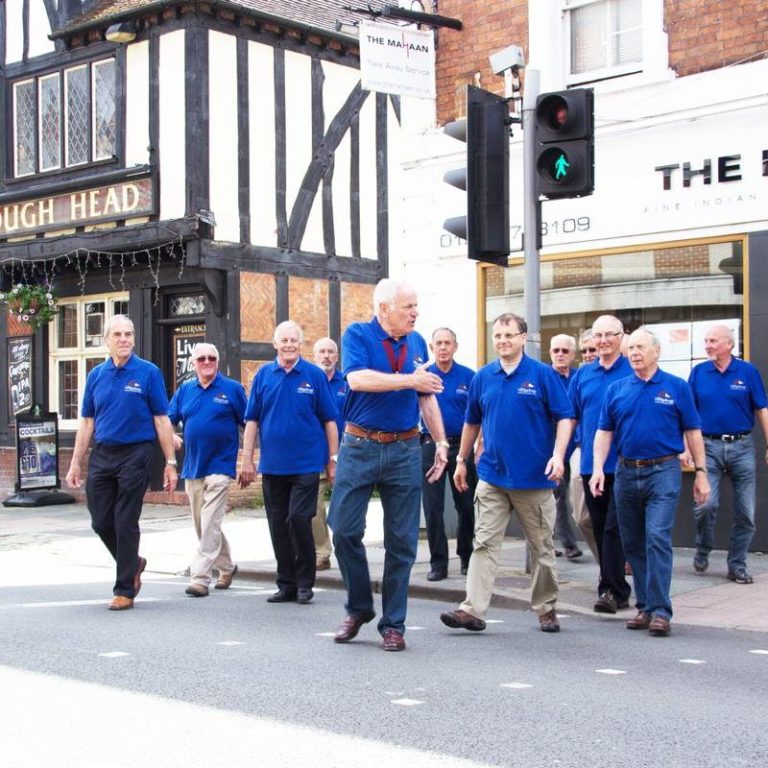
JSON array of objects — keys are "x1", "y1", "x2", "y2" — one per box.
[
  {"x1": 15, "y1": 411, "x2": 61, "y2": 492},
  {"x1": 8, "y1": 337, "x2": 33, "y2": 419},
  {"x1": 173, "y1": 324, "x2": 206, "y2": 391}
]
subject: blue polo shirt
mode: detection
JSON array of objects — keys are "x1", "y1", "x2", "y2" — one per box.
[
  {"x1": 245, "y1": 357, "x2": 337, "y2": 475},
  {"x1": 466, "y1": 354, "x2": 574, "y2": 490},
  {"x1": 327, "y1": 368, "x2": 347, "y2": 437},
  {"x1": 599, "y1": 368, "x2": 701, "y2": 460},
  {"x1": 168, "y1": 372, "x2": 247, "y2": 479},
  {"x1": 569, "y1": 355, "x2": 633, "y2": 474},
  {"x1": 82, "y1": 354, "x2": 169, "y2": 445},
  {"x1": 420, "y1": 361, "x2": 475, "y2": 438},
  {"x1": 688, "y1": 357, "x2": 767, "y2": 434},
  {"x1": 342, "y1": 317, "x2": 429, "y2": 432}
]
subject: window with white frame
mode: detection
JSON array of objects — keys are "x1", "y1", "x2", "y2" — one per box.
[
  {"x1": 565, "y1": 0, "x2": 643, "y2": 80},
  {"x1": 13, "y1": 58, "x2": 116, "y2": 178},
  {"x1": 49, "y1": 293, "x2": 129, "y2": 428}
]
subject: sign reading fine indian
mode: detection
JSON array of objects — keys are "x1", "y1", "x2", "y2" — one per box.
[
  {"x1": 360, "y1": 20, "x2": 435, "y2": 99},
  {"x1": 0, "y1": 176, "x2": 155, "y2": 238}
]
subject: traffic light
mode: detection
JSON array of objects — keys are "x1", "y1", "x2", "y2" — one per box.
[
  {"x1": 443, "y1": 85, "x2": 510, "y2": 265},
  {"x1": 535, "y1": 88, "x2": 594, "y2": 199}
]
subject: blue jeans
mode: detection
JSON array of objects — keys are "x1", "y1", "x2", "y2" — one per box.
[
  {"x1": 615, "y1": 460, "x2": 681, "y2": 620},
  {"x1": 328, "y1": 433, "x2": 422, "y2": 636},
  {"x1": 694, "y1": 435, "x2": 756, "y2": 571}
]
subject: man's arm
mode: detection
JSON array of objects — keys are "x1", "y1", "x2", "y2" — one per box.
[
  {"x1": 588, "y1": 429, "x2": 614, "y2": 497},
  {"x1": 238, "y1": 420, "x2": 258, "y2": 487},
  {"x1": 347, "y1": 363, "x2": 443, "y2": 394},
  {"x1": 454, "y1": 422, "x2": 481, "y2": 492},
  {"x1": 545, "y1": 418, "x2": 573, "y2": 482},
  {"x1": 755, "y1": 407, "x2": 768, "y2": 465},
  {"x1": 153, "y1": 414, "x2": 178, "y2": 493},
  {"x1": 65, "y1": 417, "x2": 95, "y2": 488},
  {"x1": 684, "y1": 428, "x2": 711, "y2": 506},
  {"x1": 419, "y1": 394, "x2": 448, "y2": 483},
  {"x1": 324, "y1": 421, "x2": 339, "y2": 484}
]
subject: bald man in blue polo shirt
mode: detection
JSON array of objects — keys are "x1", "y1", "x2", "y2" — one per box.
[
  {"x1": 239, "y1": 321, "x2": 339, "y2": 606},
  {"x1": 66, "y1": 315, "x2": 178, "y2": 611},
  {"x1": 688, "y1": 324, "x2": 768, "y2": 583},
  {"x1": 328, "y1": 279, "x2": 448, "y2": 652},
  {"x1": 440, "y1": 313, "x2": 574, "y2": 634},
  {"x1": 591, "y1": 327, "x2": 710, "y2": 637}
]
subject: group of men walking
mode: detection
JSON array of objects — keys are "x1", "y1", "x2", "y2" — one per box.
[{"x1": 66, "y1": 281, "x2": 766, "y2": 647}]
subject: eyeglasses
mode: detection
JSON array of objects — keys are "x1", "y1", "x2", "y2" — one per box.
[
  {"x1": 580, "y1": 347, "x2": 597, "y2": 354},
  {"x1": 195, "y1": 356, "x2": 218, "y2": 363},
  {"x1": 592, "y1": 331, "x2": 623, "y2": 340},
  {"x1": 550, "y1": 348, "x2": 572, "y2": 354}
]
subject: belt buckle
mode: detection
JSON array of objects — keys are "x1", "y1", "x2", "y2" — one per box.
[{"x1": 722, "y1": 434, "x2": 735, "y2": 442}]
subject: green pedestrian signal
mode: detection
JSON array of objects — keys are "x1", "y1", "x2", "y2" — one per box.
[{"x1": 554, "y1": 153, "x2": 570, "y2": 179}]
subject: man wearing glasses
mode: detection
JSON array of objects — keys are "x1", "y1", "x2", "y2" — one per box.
[
  {"x1": 169, "y1": 343, "x2": 247, "y2": 597},
  {"x1": 579, "y1": 331, "x2": 598, "y2": 365},
  {"x1": 569, "y1": 315, "x2": 633, "y2": 614}
]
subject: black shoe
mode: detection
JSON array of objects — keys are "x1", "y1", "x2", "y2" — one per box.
[
  {"x1": 728, "y1": 567, "x2": 753, "y2": 584},
  {"x1": 297, "y1": 587, "x2": 314, "y2": 604},
  {"x1": 594, "y1": 591, "x2": 618, "y2": 614},
  {"x1": 426, "y1": 570, "x2": 447, "y2": 582},
  {"x1": 555, "y1": 549, "x2": 564, "y2": 558},
  {"x1": 267, "y1": 589, "x2": 297, "y2": 603},
  {"x1": 460, "y1": 561, "x2": 469, "y2": 576},
  {"x1": 693, "y1": 553, "x2": 708, "y2": 573},
  {"x1": 564, "y1": 545, "x2": 583, "y2": 561}
]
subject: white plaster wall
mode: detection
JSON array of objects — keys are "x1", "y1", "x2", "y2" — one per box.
[
  {"x1": 357, "y1": 92, "x2": 377, "y2": 260},
  {"x1": 5, "y1": 0, "x2": 25, "y2": 64},
  {"x1": 28, "y1": 0, "x2": 55, "y2": 59},
  {"x1": 248, "y1": 41, "x2": 276, "y2": 246},
  {"x1": 124, "y1": 41, "x2": 150, "y2": 169},
  {"x1": 158, "y1": 30, "x2": 186, "y2": 220},
  {"x1": 208, "y1": 31, "x2": 239, "y2": 243}
]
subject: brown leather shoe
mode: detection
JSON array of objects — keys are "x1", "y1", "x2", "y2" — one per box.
[
  {"x1": 109, "y1": 596, "x2": 134, "y2": 611},
  {"x1": 648, "y1": 615, "x2": 671, "y2": 636},
  {"x1": 440, "y1": 609, "x2": 486, "y2": 632},
  {"x1": 316, "y1": 558, "x2": 331, "y2": 571},
  {"x1": 382, "y1": 629, "x2": 405, "y2": 651},
  {"x1": 215, "y1": 564, "x2": 238, "y2": 590},
  {"x1": 334, "y1": 610, "x2": 376, "y2": 643},
  {"x1": 626, "y1": 611, "x2": 651, "y2": 630},
  {"x1": 185, "y1": 583, "x2": 209, "y2": 597},
  {"x1": 134, "y1": 557, "x2": 147, "y2": 596},
  {"x1": 538, "y1": 609, "x2": 560, "y2": 633}
]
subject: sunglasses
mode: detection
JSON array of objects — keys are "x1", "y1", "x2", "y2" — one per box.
[
  {"x1": 580, "y1": 347, "x2": 597, "y2": 354},
  {"x1": 551, "y1": 348, "x2": 572, "y2": 354},
  {"x1": 195, "y1": 355, "x2": 218, "y2": 363}
]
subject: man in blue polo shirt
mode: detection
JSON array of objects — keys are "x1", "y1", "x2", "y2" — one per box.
[
  {"x1": 169, "y1": 343, "x2": 247, "y2": 597},
  {"x1": 421, "y1": 327, "x2": 476, "y2": 582},
  {"x1": 328, "y1": 279, "x2": 449, "y2": 652},
  {"x1": 66, "y1": 315, "x2": 178, "y2": 611},
  {"x1": 569, "y1": 314, "x2": 633, "y2": 614},
  {"x1": 312, "y1": 336, "x2": 346, "y2": 571},
  {"x1": 688, "y1": 324, "x2": 768, "y2": 583},
  {"x1": 239, "y1": 321, "x2": 338, "y2": 606},
  {"x1": 591, "y1": 327, "x2": 710, "y2": 637},
  {"x1": 440, "y1": 313, "x2": 573, "y2": 634}
]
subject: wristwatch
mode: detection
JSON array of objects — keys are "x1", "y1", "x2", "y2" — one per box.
[
  {"x1": 330, "y1": 454, "x2": 338, "y2": 462},
  {"x1": 694, "y1": 466, "x2": 707, "y2": 473},
  {"x1": 435, "y1": 440, "x2": 450, "y2": 449},
  {"x1": 455, "y1": 456, "x2": 466, "y2": 463},
  {"x1": 166, "y1": 459, "x2": 178, "y2": 467}
]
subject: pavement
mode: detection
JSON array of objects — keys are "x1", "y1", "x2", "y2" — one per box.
[{"x1": 2, "y1": 498, "x2": 767, "y2": 633}]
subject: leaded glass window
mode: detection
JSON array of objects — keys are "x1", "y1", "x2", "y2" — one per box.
[
  {"x1": 65, "y1": 66, "x2": 89, "y2": 166},
  {"x1": 93, "y1": 59, "x2": 116, "y2": 161},
  {"x1": 14, "y1": 80, "x2": 37, "y2": 177},
  {"x1": 39, "y1": 73, "x2": 62, "y2": 171},
  {"x1": 169, "y1": 295, "x2": 206, "y2": 317}
]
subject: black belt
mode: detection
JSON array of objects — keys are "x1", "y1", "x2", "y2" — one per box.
[
  {"x1": 620, "y1": 454, "x2": 677, "y2": 468},
  {"x1": 421, "y1": 434, "x2": 461, "y2": 446},
  {"x1": 702, "y1": 432, "x2": 750, "y2": 442}
]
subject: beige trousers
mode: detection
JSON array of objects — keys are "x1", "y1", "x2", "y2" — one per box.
[
  {"x1": 313, "y1": 477, "x2": 332, "y2": 561},
  {"x1": 187, "y1": 475, "x2": 235, "y2": 586},
  {"x1": 570, "y1": 448, "x2": 599, "y2": 560},
  {"x1": 461, "y1": 481, "x2": 558, "y2": 618}
]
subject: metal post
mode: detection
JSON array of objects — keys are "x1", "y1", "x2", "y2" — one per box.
[{"x1": 522, "y1": 69, "x2": 541, "y2": 361}]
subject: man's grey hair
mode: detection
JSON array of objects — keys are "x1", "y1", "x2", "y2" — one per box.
[
  {"x1": 432, "y1": 327, "x2": 457, "y2": 342},
  {"x1": 373, "y1": 278, "x2": 413, "y2": 314},
  {"x1": 104, "y1": 314, "x2": 135, "y2": 338},
  {"x1": 550, "y1": 333, "x2": 576, "y2": 351},
  {"x1": 313, "y1": 336, "x2": 338, "y2": 354},
  {"x1": 634, "y1": 326, "x2": 661, "y2": 351},
  {"x1": 192, "y1": 342, "x2": 219, "y2": 359},
  {"x1": 274, "y1": 320, "x2": 303, "y2": 343}
]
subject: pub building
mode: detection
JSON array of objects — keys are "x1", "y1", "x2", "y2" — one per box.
[{"x1": 0, "y1": 0, "x2": 401, "y2": 498}]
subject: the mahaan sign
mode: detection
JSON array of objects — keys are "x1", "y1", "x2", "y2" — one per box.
[{"x1": 0, "y1": 177, "x2": 154, "y2": 238}]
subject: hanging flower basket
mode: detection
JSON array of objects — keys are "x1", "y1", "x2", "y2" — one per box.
[{"x1": 0, "y1": 283, "x2": 59, "y2": 331}]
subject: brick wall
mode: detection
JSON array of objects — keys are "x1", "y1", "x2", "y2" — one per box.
[
  {"x1": 434, "y1": 0, "x2": 528, "y2": 125},
  {"x1": 240, "y1": 272, "x2": 276, "y2": 342},
  {"x1": 666, "y1": 0, "x2": 768, "y2": 77},
  {"x1": 288, "y1": 276, "x2": 329, "y2": 352},
  {"x1": 340, "y1": 281, "x2": 374, "y2": 332}
]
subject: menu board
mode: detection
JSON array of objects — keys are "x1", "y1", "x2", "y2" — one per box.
[
  {"x1": 8, "y1": 337, "x2": 33, "y2": 419},
  {"x1": 15, "y1": 414, "x2": 59, "y2": 491},
  {"x1": 173, "y1": 324, "x2": 206, "y2": 391}
]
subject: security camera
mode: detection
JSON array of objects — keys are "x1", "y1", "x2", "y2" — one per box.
[{"x1": 489, "y1": 45, "x2": 526, "y2": 75}]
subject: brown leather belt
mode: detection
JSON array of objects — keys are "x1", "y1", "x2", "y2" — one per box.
[
  {"x1": 620, "y1": 454, "x2": 677, "y2": 468},
  {"x1": 345, "y1": 424, "x2": 420, "y2": 444}
]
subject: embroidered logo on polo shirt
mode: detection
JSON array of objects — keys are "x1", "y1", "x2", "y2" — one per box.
[
  {"x1": 730, "y1": 379, "x2": 748, "y2": 392},
  {"x1": 297, "y1": 381, "x2": 315, "y2": 394},
  {"x1": 337, "y1": 386, "x2": 346, "y2": 398},
  {"x1": 213, "y1": 394, "x2": 229, "y2": 405},
  {"x1": 517, "y1": 381, "x2": 538, "y2": 396},
  {"x1": 456, "y1": 383, "x2": 469, "y2": 396},
  {"x1": 654, "y1": 390, "x2": 675, "y2": 405},
  {"x1": 124, "y1": 380, "x2": 143, "y2": 394}
]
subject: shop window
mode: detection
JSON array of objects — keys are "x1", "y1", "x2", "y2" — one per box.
[
  {"x1": 49, "y1": 293, "x2": 128, "y2": 427},
  {"x1": 13, "y1": 58, "x2": 116, "y2": 178},
  {"x1": 483, "y1": 238, "x2": 745, "y2": 377}
]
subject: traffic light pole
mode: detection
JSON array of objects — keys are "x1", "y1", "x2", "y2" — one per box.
[{"x1": 522, "y1": 69, "x2": 542, "y2": 360}]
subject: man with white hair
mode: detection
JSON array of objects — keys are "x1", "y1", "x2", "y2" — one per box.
[
  {"x1": 328, "y1": 279, "x2": 448, "y2": 652},
  {"x1": 239, "y1": 321, "x2": 339, "y2": 606},
  {"x1": 169, "y1": 343, "x2": 247, "y2": 597},
  {"x1": 688, "y1": 324, "x2": 768, "y2": 583}
]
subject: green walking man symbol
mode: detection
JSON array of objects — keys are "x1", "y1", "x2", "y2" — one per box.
[{"x1": 554, "y1": 153, "x2": 570, "y2": 180}]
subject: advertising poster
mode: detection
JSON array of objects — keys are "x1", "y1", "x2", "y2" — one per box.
[
  {"x1": 7, "y1": 337, "x2": 33, "y2": 419},
  {"x1": 173, "y1": 324, "x2": 206, "y2": 391},
  {"x1": 15, "y1": 416, "x2": 59, "y2": 491}
]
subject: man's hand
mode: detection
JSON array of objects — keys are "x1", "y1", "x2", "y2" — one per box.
[
  {"x1": 589, "y1": 470, "x2": 605, "y2": 498},
  {"x1": 238, "y1": 459, "x2": 256, "y2": 488},
  {"x1": 425, "y1": 444, "x2": 448, "y2": 483},
  {"x1": 65, "y1": 461, "x2": 82, "y2": 489},
  {"x1": 453, "y1": 459, "x2": 468, "y2": 492},
  {"x1": 545, "y1": 455, "x2": 565, "y2": 483},
  {"x1": 173, "y1": 434, "x2": 183, "y2": 451},
  {"x1": 326, "y1": 460, "x2": 337, "y2": 485},
  {"x1": 693, "y1": 473, "x2": 710, "y2": 506},
  {"x1": 411, "y1": 362, "x2": 444, "y2": 394},
  {"x1": 163, "y1": 465, "x2": 178, "y2": 493}
]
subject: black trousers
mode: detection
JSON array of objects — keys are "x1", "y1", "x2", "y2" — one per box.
[
  {"x1": 421, "y1": 439, "x2": 476, "y2": 572},
  {"x1": 86, "y1": 441, "x2": 152, "y2": 597},
  {"x1": 262, "y1": 473, "x2": 320, "y2": 592},
  {"x1": 581, "y1": 473, "x2": 631, "y2": 602}
]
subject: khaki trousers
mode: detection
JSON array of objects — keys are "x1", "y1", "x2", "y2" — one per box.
[
  {"x1": 461, "y1": 481, "x2": 558, "y2": 618},
  {"x1": 570, "y1": 448, "x2": 599, "y2": 560},
  {"x1": 313, "y1": 477, "x2": 332, "y2": 560},
  {"x1": 186, "y1": 475, "x2": 235, "y2": 586}
]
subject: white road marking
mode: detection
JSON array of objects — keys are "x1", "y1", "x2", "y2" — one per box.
[
  {"x1": 595, "y1": 669, "x2": 627, "y2": 675},
  {"x1": 315, "y1": 632, "x2": 337, "y2": 637},
  {"x1": 749, "y1": 649, "x2": 768, "y2": 655},
  {"x1": 98, "y1": 651, "x2": 130, "y2": 658},
  {"x1": 679, "y1": 659, "x2": 706, "y2": 664},
  {"x1": 391, "y1": 698, "x2": 425, "y2": 706},
  {"x1": 406, "y1": 625, "x2": 425, "y2": 631},
  {"x1": 485, "y1": 619, "x2": 505, "y2": 624},
  {"x1": 217, "y1": 641, "x2": 244, "y2": 646},
  {"x1": 500, "y1": 683, "x2": 532, "y2": 689}
]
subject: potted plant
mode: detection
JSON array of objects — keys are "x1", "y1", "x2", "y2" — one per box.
[{"x1": 0, "y1": 283, "x2": 59, "y2": 331}]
